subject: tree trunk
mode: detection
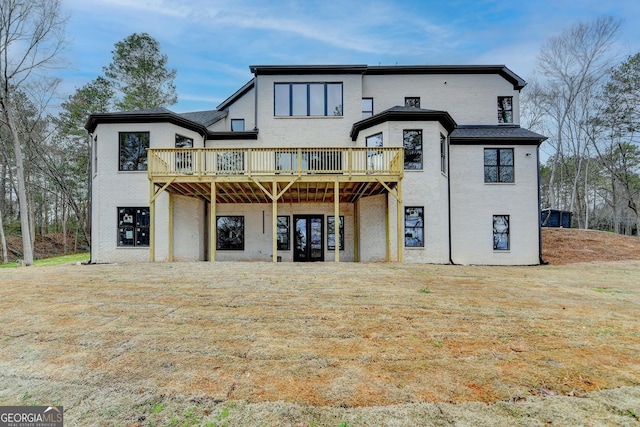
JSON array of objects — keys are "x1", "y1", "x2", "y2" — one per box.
[
  {"x1": 2, "y1": 103, "x2": 34, "y2": 265},
  {"x1": 0, "y1": 207, "x2": 7, "y2": 264}
]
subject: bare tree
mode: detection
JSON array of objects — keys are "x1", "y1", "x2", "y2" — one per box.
[
  {"x1": 0, "y1": 0, "x2": 66, "y2": 265},
  {"x1": 531, "y1": 16, "x2": 621, "y2": 221}
]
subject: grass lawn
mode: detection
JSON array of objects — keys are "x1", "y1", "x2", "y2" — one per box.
[
  {"x1": 0, "y1": 252, "x2": 90, "y2": 268},
  {"x1": 0, "y1": 260, "x2": 638, "y2": 426}
]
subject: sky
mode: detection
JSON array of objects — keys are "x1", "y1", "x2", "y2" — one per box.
[{"x1": 58, "y1": 0, "x2": 640, "y2": 113}]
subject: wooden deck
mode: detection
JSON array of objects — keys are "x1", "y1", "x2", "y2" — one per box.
[{"x1": 147, "y1": 147, "x2": 404, "y2": 204}]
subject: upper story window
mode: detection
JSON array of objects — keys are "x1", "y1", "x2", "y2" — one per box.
[
  {"x1": 119, "y1": 132, "x2": 149, "y2": 171},
  {"x1": 231, "y1": 119, "x2": 245, "y2": 131},
  {"x1": 175, "y1": 134, "x2": 193, "y2": 171},
  {"x1": 405, "y1": 97, "x2": 420, "y2": 108},
  {"x1": 175, "y1": 134, "x2": 193, "y2": 148},
  {"x1": 497, "y1": 96, "x2": 513, "y2": 124},
  {"x1": 403, "y1": 130, "x2": 422, "y2": 170},
  {"x1": 362, "y1": 98, "x2": 373, "y2": 118},
  {"x1": 365, "y1": 133, "x2": 383, "y2": 170},
  {"x1": 440, "y1": 133, "x2": 447, "y2": 174},
  {"x1": 274, "y1": 82, "x2": 343, "y2": 117},
  {"x1": 484, "y1": 148, "x2": 514, "y2": 183}
]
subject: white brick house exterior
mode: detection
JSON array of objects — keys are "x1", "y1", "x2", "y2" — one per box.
[{"x1": 86, "y1": 64, "x2": 546, "y2": 265}]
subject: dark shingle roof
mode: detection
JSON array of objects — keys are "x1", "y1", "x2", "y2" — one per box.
[
  {"x1": 351, "y1": 106, "x2": 456, "y2": 141},
  {"x1": 179, "y1": 110, "x2": 227, "y2": 127},
  {"x1": 450, "y1": 125, "x2": 547, "y2": 145}
]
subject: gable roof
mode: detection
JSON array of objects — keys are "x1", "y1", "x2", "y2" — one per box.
[
  {"x1": 351, "y1": 106, "x2": 457, "y2": 141},
  {"x1": 178, "y1": 110, "x2": 227, "y2": 127},
  {"x1": 216, "y1": 79, "x2": 255, "y2": 110}
]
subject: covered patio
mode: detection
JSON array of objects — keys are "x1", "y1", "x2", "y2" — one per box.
[{"x1": 147, "y1": 147, "x2": 405, "y2": 262}]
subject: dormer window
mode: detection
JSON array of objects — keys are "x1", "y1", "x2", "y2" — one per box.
[
  {"x1": 231, "y1": 119, "x2": 245, "y2": 131},
  {"x1": 405, "y1": 97, "x2": 420, "y2": 108},
  {"x1": 498, "y1": 97, "x2": 513, "y2": 124}
]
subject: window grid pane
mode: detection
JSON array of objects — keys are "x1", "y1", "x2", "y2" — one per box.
[
  {"x1": 404, "y1": 207, "x2": 424, "y2": 247},
  {"x1": 277, "y1": 216, "x2": 290, "y2": 250},
  {"x1": 118, "y1": 207, "x2": 149, "y2": 247},
  {"x1": 327, "y1": 216, "x2": 344, "y2": 250},
  {"x1": 119, "y1": 132, "x2": 149, "y2": 171},
  {"x1": 403, "y1": 130, "x2": 423, "y2": 170},
  {"x1": 493, "y1": 215, "x2": 510, "y2": 250},
  {"x1": 274, "y1": 83, "x2": 343, "y2": 117},
  {"x1": 217, "y1": 216, "x2": 245, "y2": 250},
  {"x1": 484, "y1": 148, "x2": 514, "y2": 183},
  {"x1": 498, "y1": 96, "x2": 513, "y2": 123}
]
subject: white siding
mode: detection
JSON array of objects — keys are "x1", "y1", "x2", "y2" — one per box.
[
  {"x1": 450, "y1": 144, "x2": 540, "y2": 265},
  {"x1": 362, "y1": 74, "x2": 520, "y2": 125}
]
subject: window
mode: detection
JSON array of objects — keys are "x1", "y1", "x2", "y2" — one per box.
[
  {"x1": 274, "y1": 83, "x2": 343, "y2": 116},
  {"x1": 440, "y1": 133, "x2": 447, "y2": 174},
  {"x1": 217, "y1": 151, "x2": 245, "y2": 173},
  {"x1": 366, "y1": 133, "x2": 383, "y2": 170},
  {"x1": 175, "y1": 134, "x2": 193, "y2": 171},
  {"x1": 217, "y1": 216, "x2": 244, "y2": 250},
  {"x1": 277, "y1": 216, "x2": 290, "y2": 250},
  {"x1": 484, "y1": 148, "x2": 514, "y2": 183},
  {"x1": 493, "y1": 215, "x2": 510, "y2": 250},
  {"x1": 498, "y1": 97, "x2": 513, "y2": 124},
  {"x1": 92, "y1": 136, "x2": 98, "y2": 175},
  {"x1": 405, "y1": 207, "x2": 424, "y2": 247},
  {"x1": 405, "y1": 97, "x2": 420, "y2": 108},
  {"x1": 118, "y1": 207, "x2": 150, "y2": 247},
  {"x1": 231, "y1": 119, "x2": 245, "y2": 131},
  {"x1": 403, "y1": 130, "x2": 422, "y2": 170},
  {"x1": 327, "y1": 216, "x2": 344, "y2": 250},
  {"x1": 362, "y1": 98, "x2": 373, "y2": 118},
  {"x1": 119, "y1": 132, "x2": 149, "y2": 171},
  {"x1": 275, "y1": 151, "x2": 341, "y2": 172}
]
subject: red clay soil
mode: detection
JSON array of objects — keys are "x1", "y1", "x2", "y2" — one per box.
[{"x1": 542, "y1": 228, "x2": 640, "y2": 265}]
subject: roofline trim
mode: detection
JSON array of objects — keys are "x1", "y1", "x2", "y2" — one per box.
[
  {"x1": 216, "y1": 78, "x2": 255, "y2": 110},
  {"x1": 84, "y1": 111, "x2": 208, "y2": 136},
  {"x1": 350, "y1": 109, "x2": 457, "y2": 141},
  {"x1": 207, "y1": 131, "x2": 259, "y2": 140},
  {"x1": 250, "y1": 64, "x2": 527, "y2": 90}
]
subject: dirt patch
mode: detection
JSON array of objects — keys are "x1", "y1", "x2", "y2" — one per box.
[
  {"x1": 4, "y1": 232, "x2": 89, "y2": 261},
  {"x1": 0, "y1": 258, "x2": 639, "y2": 426}
]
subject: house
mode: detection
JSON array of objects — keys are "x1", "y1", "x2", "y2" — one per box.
[{"x1": 85, "y1": 64, "x2": 546, "y2": 265}]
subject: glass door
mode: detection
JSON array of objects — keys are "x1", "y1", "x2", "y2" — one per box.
[{"x1": 293, "y1": 215, "x2": 324, "y2": 262}]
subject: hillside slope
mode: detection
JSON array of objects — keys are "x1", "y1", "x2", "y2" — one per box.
[{"x1": 542, "y1": 228, "x2": 640, "y2": 265}]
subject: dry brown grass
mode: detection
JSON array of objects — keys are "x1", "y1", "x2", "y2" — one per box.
[{"x1": 0, "y1": 229, "x2": 639, "y2": 426}]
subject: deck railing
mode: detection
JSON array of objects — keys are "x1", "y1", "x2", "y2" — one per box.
[{"x1": 148, "y1": 147, "x2": 404, "y2": 178}]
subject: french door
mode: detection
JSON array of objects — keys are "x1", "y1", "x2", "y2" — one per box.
[{"x1": 293, "y1": 215, "x2": 324, "y2": 262}]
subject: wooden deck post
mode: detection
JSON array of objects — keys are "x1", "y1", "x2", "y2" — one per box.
[
  {"x1": 210, "y1": 181, "x2": 216, "y2": 262},
  {"x1": 168, "y1": 193, "x2": 174, "y2": 261},
  {"x1": 334, "y1": 179, "x2": 340, "y2": 262},
  {"x1": 272, "y1": 181, "x2": 278, "y2": 262},
  {"x1": 396, "y1": 180, "x2": 403, "y2": 262},
  {"x1": 149, "y1": 181, "x2": 155, "y2": 262}
]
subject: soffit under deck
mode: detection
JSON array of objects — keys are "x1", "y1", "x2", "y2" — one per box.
[{"x1": 153, "y1": 176, "x2": 397, "y2": 205}]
